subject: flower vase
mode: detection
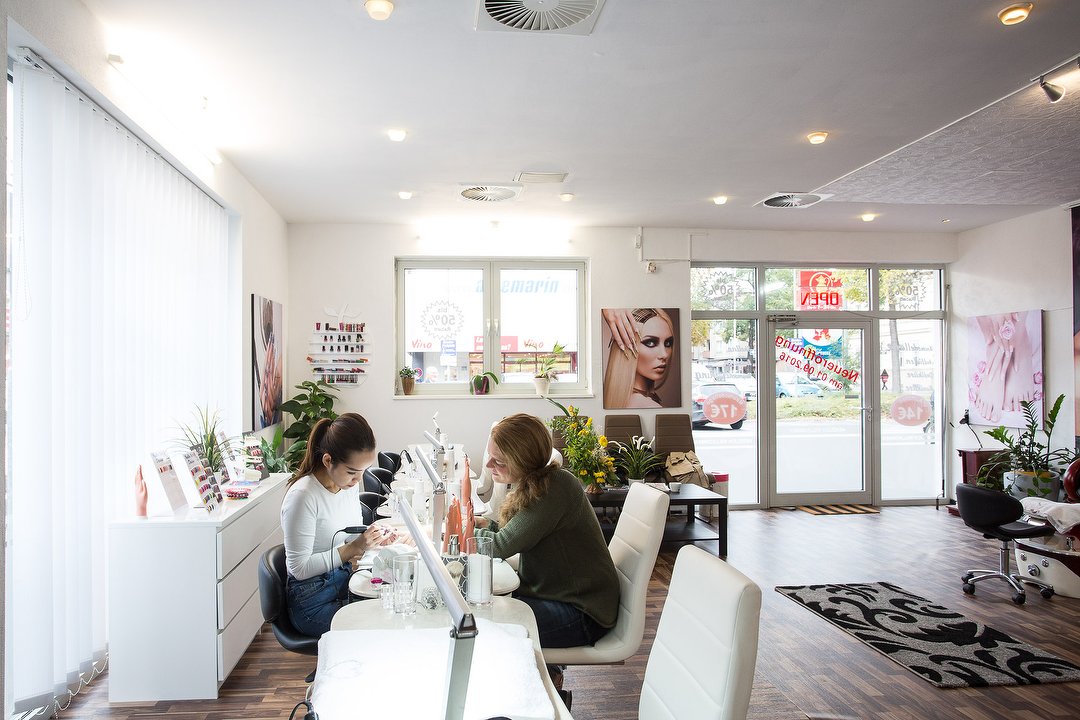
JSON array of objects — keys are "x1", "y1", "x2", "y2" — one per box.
[
  {"x1": 585, "y1": 482, "x2": 605, "y2": 495},
  {"x1": 627, "y1": 477, "x2": 643, "y2": 484},
  {"x1": 401, "y1": 377, "x2": 416, "y2": 395},
  {"x1": 533, "y1": 377, "x2": 551, "y2": 395}
]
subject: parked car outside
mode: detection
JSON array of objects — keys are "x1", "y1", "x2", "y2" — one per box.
[
  {"x1": 723, "y1": 373, "x2": 757, "y2": 401},
  {"x1": 691, "y1": 382, "x2": 745, "y2": 429},
  {"x1": 775, "y1": 373, "x2": 824, "y2": 398}
]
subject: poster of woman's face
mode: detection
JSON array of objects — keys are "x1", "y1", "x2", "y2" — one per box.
[
  {"x1": 601, "y1": 307, "x2": 681, "y2": 409},
  {"x1": 967, "y1": 309, "x2": 1043, "y2": 427},
  {"x1": 252, "y1": 294, "x2": 284, "y2": 430}
]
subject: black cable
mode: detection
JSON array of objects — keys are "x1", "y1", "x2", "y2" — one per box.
[{"x1": 288, "y1": 699, "x2": 319, "y2": 720}]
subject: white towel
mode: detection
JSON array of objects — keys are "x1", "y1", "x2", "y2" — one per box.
[
  {"x1": 1021, "y1": 496, "x2": 1080, "y2": 534},
  {"x1": 312, "y1": 619, "x2": 554, "y2": 720}
]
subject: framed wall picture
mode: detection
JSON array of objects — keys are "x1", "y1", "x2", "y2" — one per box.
[
  {"x1": 601, "y1": 307, "x2": 681, "y2": 408},
  {"x1": 967, "y1": 309, "x2": 1043, "y2": 427},
  {"x1": 252, "y1": 293, "x2": 284, "y2": 430}
]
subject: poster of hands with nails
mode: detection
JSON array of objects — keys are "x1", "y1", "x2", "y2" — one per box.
[{"x1": 967, "y1": 309, "x2": 1043, "y2": 427}]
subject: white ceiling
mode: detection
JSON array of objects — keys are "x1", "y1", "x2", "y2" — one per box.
[{"x1": 78, "y1": 0, "x2": 1080, "y2": 233}]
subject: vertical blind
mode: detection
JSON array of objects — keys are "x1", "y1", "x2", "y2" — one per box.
[{"x1": 7, "y1": 59, "x2": 234, "y2": 715}]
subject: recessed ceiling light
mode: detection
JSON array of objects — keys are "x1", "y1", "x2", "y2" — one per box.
[
  {"x1": 387, "y1": 128, "x2": 407, "y2": 142},
  {"x1": 861, "y1": 213, "x2": 877, "y2": 222},
  {"x1": 941, "y1": 218, "x2": 951, "y2": 223},
  {"x1": 998, "y1": 3, "x2": 1033, "y2": 25},
  {"x1": 711, "y1": 195, "x2": 728, "y2": 205},
  {"x1": 398, "y1": 191, "x2": 413, "y2": 200},
  {"x1": 806, "y1": 131, "x2": 829, "y2": 145},
  {"x1": 559, "y1": 192, "x2": 575, "y2": 202}
]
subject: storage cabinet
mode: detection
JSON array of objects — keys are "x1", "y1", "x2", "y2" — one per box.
[{"x1": 107, "y1": 473, "x2": 288, "y2": 701}]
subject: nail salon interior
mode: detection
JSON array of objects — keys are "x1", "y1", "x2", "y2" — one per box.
[{"x1": 5, "y1": 2, "x2": 1080, "y2": 719}]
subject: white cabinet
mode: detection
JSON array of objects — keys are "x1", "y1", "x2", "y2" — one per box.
[{"x1": 107, "y1": 473, "x2": 289, "y2": 701}]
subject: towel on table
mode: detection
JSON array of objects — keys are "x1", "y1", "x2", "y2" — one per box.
[
  {"x1": 311, "y1": 619, "x2": 554, "y2": 720},
  {"x1": 1021, "y1": 496, "x2": 1080, "y2": 534}
]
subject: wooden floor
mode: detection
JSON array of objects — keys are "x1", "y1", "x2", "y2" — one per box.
[{"x1": 63, "y1": 507, "x2": 1080, "y2": 719}]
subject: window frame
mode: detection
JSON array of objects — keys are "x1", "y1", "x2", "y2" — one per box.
[{"x1": 396, "y1": 257, "x2": 588, "y2": 395}]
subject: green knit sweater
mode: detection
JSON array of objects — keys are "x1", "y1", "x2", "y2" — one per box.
[{"x1": 476, "y1": 469, "x2": 620, "y2": 628}]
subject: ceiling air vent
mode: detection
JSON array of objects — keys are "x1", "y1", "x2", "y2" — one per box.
[
  {"x1": 475, "y1": 0, "x2": 608, "y2": 35},
  {"x1": 757, "y1": 192, "x2": 833, "y2": 209},
  {"x1": 514, "y1": 170, "x2": 568, "y2": 184},
  {"x1": 459, "y1": 184, "x2": 524, "y2": 202}
]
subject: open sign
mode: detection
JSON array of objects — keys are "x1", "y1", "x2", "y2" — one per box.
[
  {"x1": 704, "y1": 392, "x2": 747, "y2": 425},
  {"x1": 890, "y1": 394, "x2": 931, "y2": 426}
]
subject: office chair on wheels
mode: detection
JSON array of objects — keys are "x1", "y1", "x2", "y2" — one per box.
[
  {"x1": 955, "y1": 483, "x2": 1056, "y2": 605},
  {"x1": 258, "y1": 544, "x2": 320, "y2": 681}
]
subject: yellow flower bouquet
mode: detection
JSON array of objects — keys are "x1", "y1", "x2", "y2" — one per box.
[{"x1": 548, "y1": 402, "x2": 616, "y2": 490}]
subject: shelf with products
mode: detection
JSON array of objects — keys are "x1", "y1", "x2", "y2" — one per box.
[{"x1": 307, "y1": 319, "x2": 369, "y2": 386}]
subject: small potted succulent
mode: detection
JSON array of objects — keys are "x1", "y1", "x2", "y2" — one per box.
[
  {"x1": 399, "y1": 366, "x2": 418, "y2": 395},
  {"x1": 470, "y1": 371, "x2": 500, "y2": 395}
]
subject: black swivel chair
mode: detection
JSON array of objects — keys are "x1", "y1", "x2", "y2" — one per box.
[
  {"x1": 363, "y1": 467, "x2": 393, "y2": 495},
  {"x1": 258, "y1": 544, "x2": 319, "y2": 681},
  {"x1": 378, "y1": 451, "x2": 402, "y2": 474},
  {"x1": 359, "y1": 491, "x2": 387, "y2": 525},
  {"x1": 955, "y1": 483, "x2": 1056, "y2": 604}
]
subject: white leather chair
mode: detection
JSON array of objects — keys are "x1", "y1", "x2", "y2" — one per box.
[
  {"x1": 543, "y1": 482, "x2": 669, "y2": 665},
  {"x1": 639, "y1": 545, "x2": 761, "y2": 720}
]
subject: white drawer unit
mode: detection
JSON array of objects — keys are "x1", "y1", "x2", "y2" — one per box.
[{"x1": 108, "y1": 473, "x2": 289, "y2": 702}]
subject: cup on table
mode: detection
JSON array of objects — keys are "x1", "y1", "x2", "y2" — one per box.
[
  {"x1": 378, "y1": 582, "x2": 394, "y2": 610},
  {"x1": 465, "y1": 536, "x2": 493, "y2": 606},
  {"x1": 392, "y1": 555, "x2": 418, "y2": 615},
  {"x1": 668, "y1": 481, "x2": 682, "y2": 493}
]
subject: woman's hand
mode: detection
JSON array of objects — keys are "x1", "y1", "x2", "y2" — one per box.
[
  {"x1": 474, "y1": 516, "x2": 490, "y2": 529},
  {"x1": 339, "y1": 525, "x2": 396, "y2": 566},
  {"x1": 602, "y1": 308, "x2": 638, "y2": 358}
]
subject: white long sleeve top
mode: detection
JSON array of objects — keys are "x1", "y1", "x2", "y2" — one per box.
[{"x1": 280, "y1": 474, "x2": 363, "y2": 581}]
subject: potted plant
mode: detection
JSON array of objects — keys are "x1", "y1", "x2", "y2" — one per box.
[
  {"x1": 532, "y1": 341, "x2": 565, "y2": 395},
  {"x1": 610, "y1": 435, "x2": 663, "y2": 483},
  {"x1": 399, "y1": 366, "x2": 418, "y2": 395},
  {"x1": 547, "y1": 401, "x2": 616, "y2": 493},
  {"x1": 280, "y1": 379, "x2": 339, "y2": 468},
  {"x1": 174, "y1": 405, "x2": 236, "y2": 474},
  {"x1": 470, "y1": 371, "x2": 500, "y2": 395},
  {"x1": 976, "y1": 394, "x2": 1077, "y2": 499}
]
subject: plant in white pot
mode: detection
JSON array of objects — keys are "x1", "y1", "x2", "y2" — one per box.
[
  {"x1": 532, "y1": 341, "x2": 565, "y2": 395},
  {"x1": 610, "y1": 435, "x2": 663, "y2": 484},
  {"x1": 975, "y1": 394, "x2": 1077, "y2": 499}
]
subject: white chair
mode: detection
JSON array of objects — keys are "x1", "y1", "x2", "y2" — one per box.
[
  {"x1": 639, "y1": 545, "x2": 761, "y2": 720},
  {"x1": 543, "y1": 482, "x2": 669, "y2": 664}
]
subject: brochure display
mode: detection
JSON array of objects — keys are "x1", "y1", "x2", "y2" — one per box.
[
  {"x1": 150, "y1": 450, "x2": 189, "y2": 512},
  {"x1": 182, "y1": 450, "x2": 221, "y2": 512}
]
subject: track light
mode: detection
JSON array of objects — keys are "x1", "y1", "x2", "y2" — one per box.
[
  {"x1": 1039, "y1": 76, "x2": 1064, "y2": 103},
  {"x1": 365, "y1": 0, "x2": 394, "y2": 21}
]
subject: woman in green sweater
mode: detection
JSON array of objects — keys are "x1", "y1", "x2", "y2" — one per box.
[{"x1": 476, "y1": 413, "x2": 620, "y2": 648}]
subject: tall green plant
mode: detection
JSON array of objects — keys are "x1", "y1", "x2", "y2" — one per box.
[
  {"x1": 976, "y1": 394, "x2": 1077, "y2": 494},
  {"x1": 280, "y1": 380, "x2": 339, "y2": 470},
  {"x1": 174, "y1": 405, "x2": 235, "y2": 473}
]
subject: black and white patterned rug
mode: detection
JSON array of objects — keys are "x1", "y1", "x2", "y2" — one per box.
[{"x1": 775, "y1": 581, "x2": 1080, "y2": 688}]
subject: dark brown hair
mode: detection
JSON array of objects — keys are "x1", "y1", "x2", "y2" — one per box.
[{"x1": 288, "y1": 412, "x2": 376, "y2": 485}]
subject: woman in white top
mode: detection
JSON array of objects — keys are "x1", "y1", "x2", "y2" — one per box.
[{"x1": 280, "y1": 412, "x2": 394, "y2": 636}]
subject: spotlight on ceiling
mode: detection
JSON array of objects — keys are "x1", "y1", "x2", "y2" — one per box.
[
  {"x1": 861, "y1": 213, "x2": 877, "y2": 222},
  {"x1": 1039, "y1": 75, "x2": 1065, "y2": 103},
  {"x1": 398, "y1": 191, "x2": 413, "y2": 200},
  {"x1": 998, "y1": 3, "x2": 1033, "y2": 25},
  {"x1": 387, "y1": 128, "x2": 408, "y2": 142},
  {"x1": 559, "y1": 192, "x2": 575, "y2": 202},
  {"x1": 806, "y1": 131, "x2": 829, "y2": 145},
  {"x1": 365, "y1": 0, "x2": 394, "y2": 21},
  {"x1": 711, "y1": 195, "x2": 728, "y2": 205}
]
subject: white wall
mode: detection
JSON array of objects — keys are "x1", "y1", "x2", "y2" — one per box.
[
  {"x1": 287, "y1": 223, "x2": 959, "y2": 463},
  {"x1": 949, "y1": 207, "x2": 1076, "y2": 480}
]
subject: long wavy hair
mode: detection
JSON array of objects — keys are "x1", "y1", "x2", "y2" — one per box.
[
  {"x1": 288, "y1": 412, "x2": 376, "y2": 485},
  {"x1": 493, "y1": 413, "x2": 559, "y2": 526},
  {"x1": 602, "y1": 308, "x2": 676, "y2": 407}
]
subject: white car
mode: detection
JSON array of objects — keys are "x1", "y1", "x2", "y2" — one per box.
[{"x1": 723, "y1": 373, "x2": 758, "y2": 401}]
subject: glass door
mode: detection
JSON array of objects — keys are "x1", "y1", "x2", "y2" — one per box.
[{"x1": 767, "y1": 317, "x2": 872, "y2": 507}]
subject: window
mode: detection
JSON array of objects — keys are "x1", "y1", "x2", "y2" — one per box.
[{"x1": 397, "y1": 259, "x2": 586, "y2": 393}]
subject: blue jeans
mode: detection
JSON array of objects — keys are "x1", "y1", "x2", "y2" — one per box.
[
  {"x1": 515, "y1": 595, "x2": 610, "y2": 648},
  {"x1": 286, "y1": 565, "x2": 352, "y2": 637}
]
